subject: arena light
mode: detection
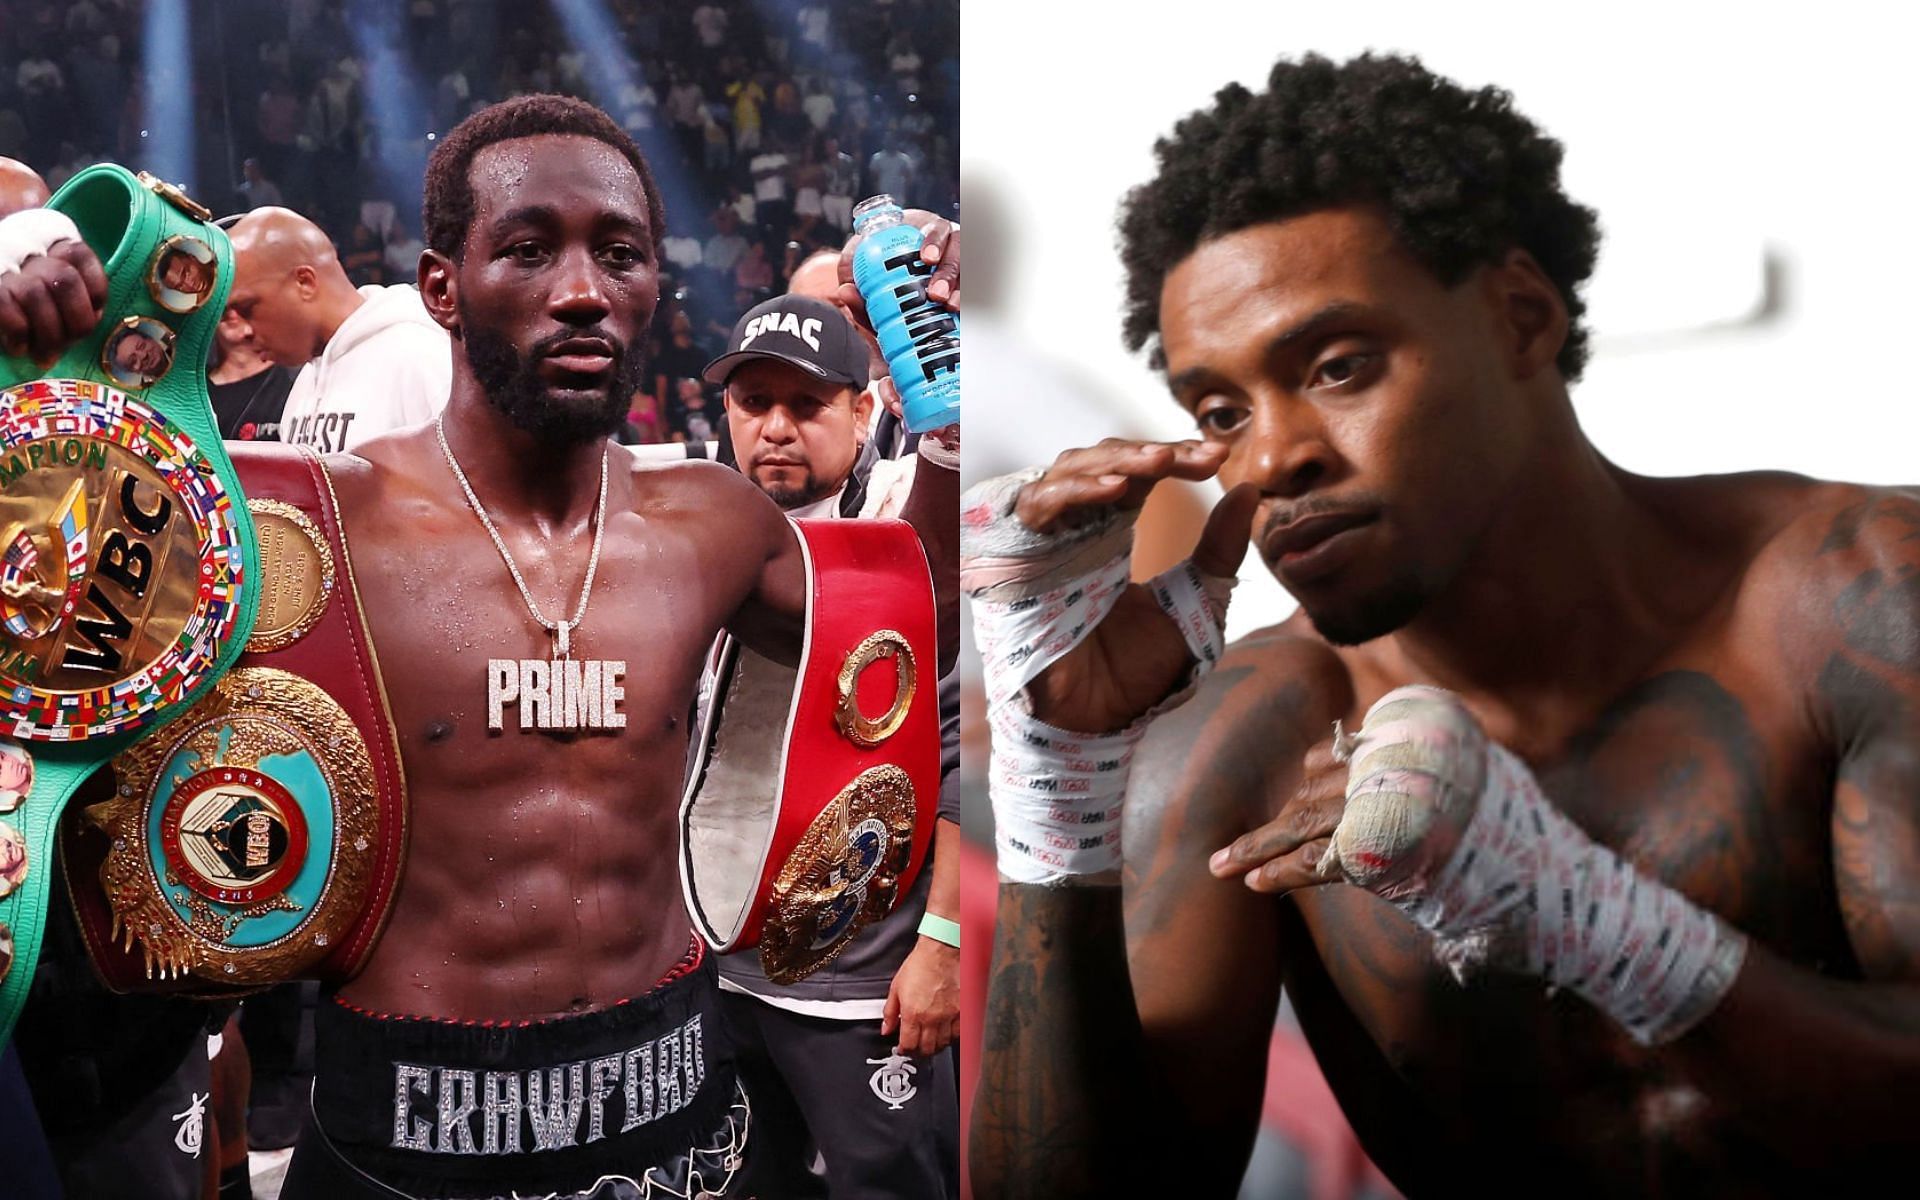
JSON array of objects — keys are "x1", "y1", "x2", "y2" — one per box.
[
  {"x1": 344, "y1": 0, "x2": 434, "y2": 228},
  {"x1": 141, "y1": 0, "x2": 194, "y2": 190},
  {"x1": 546, "y1": 0, "x2": 702, "y2": 232}
]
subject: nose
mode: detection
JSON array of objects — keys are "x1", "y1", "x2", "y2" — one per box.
[
  {"x1": 760, "y1": 402, "x2": 798, "y2": 444},
  {"x1": 1238, "y1": 393, "x2": 1339, "y2": 499},
  {"x1": 547, "y1": 245, "x2": 611, "y2": 325}
]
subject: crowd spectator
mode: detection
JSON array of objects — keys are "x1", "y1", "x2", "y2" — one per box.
[
  {"x1": 0, "y1": 0, "x2": 957, "y2": 446},
  {"x1": 237, "y1": 157, "x2": 284, "y2": 210}
]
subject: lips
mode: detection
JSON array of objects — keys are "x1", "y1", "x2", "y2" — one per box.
[
  {"x1": 1259, "y1": 510, "x2": 1375, "y2": 581},
  {"x1": 540, "y1": 336, "x2": 616, "y2": 376}
]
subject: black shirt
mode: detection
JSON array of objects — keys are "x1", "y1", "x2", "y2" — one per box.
[{"x1": 208, "y1": 364, "x2": 297, "y2": 442}]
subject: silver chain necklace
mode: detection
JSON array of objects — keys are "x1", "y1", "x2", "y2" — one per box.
[{"x1": 436, "y1": 412, "x2": 608, "y2": 660}]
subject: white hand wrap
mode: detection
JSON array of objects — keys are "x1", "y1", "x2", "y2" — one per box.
[
  {"x1": 1328, "y1": 686, "x2": 1749, "y2": 1045},
  {"x1": 964, "y1": 470, "x2": 1236, "y2": 884},
  {"x1": 0, "y1": 207, "x2": 82, "y2": 276}
]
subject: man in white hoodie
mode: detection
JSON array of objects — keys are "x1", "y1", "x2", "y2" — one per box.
[{"x1": 226, "y1": 206, "x2": 450, "y2": 453}]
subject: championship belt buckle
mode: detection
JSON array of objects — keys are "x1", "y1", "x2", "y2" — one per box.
[
  {"x1": 0, "y1": 166, "x2": 261, "y2": 1040},
  {"x1": 680, "y1": 518, "x2": 939, "y2": 984},
  {"x1": 77, "y1": 665, "x2": 379, "y2": 986}
]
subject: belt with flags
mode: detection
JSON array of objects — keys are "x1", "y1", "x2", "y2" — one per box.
[{"x1": 0, "y1": 165, "x2": 261, "y2": 1043}]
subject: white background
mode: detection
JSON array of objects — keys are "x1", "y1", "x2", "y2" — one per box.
[{"x1": 962, "y1": 0, "x2": 1920, "y2": 638}]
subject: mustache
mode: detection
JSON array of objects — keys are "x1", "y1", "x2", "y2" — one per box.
[
  {"x1": 750, "y1": 452, "x2": 807, "y2": 468},
  {"x1": 1257, "y1": 493, "x2": 1383, "y2": 529},
  {"x1": 533, "y1": 325, "x2": 627, "y2": 362}
]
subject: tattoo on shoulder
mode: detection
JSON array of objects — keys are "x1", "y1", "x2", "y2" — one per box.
[{"x1": 1818, "y1": 492, "x2": 1920, "y2": 557}]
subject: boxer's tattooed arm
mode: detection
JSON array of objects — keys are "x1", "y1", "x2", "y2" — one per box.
[
  {"x1": 972, "y1": 887, "x2": 1147, "y2": 1197},
  {"x1": 1820, "y1": 497, "x2": 1920, "y2": 979},
  {"x1": 972, "y1": 640, "x2": 1341, "y2": 1196},
  {"x1": 1655, "y1": 492, "x2": 1920, "y2": 1158}
]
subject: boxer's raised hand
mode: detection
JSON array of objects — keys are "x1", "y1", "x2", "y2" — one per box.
[
  {"x1": 1011, "y1": 438, "x2": 1260, "y2": 734},
  {"x1": 0, "y1": 239, "x2": 108, "y2": 364}
]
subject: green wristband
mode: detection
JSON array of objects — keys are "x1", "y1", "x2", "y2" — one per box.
[
  {"x1": 0, "y1": 165, "x2": 260, "y2": 1047},
  {"x1": 918, "y1": 912, "x2": 960, "y2": 948}
]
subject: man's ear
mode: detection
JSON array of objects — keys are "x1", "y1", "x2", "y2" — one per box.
[
  {"x1": 292, "y1": 264, "x2": 319, "y2": 301},
  {"x1": 1481, "y1": 248, "x2": 1568, "y2": 381},
  {"x1": 850, "y1": 384, "x2": 874, "y2": 444},
  {"x1": 419, "y1": 248, "x2": 459, "y2": 335}
]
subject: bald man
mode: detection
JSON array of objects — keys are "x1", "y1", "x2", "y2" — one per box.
[
  {"x1": 227, "y1": 205, "x2": 450, "y2": 452},
  {"x1": 0, "y1": 158, "x2": 51, "y2": 216}
]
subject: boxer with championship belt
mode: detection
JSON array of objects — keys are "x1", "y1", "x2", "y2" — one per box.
[
  {"x1": 0, "y1": 164, "x2": 261, "y2": 1047},
  {"x1": 2, "y1": 97, "x2": 956, "y2": 1199}
]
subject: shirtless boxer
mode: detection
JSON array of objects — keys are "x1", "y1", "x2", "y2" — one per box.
[
  {"x1": 0, "y1": 94, "x2": 956, "y2": 1198},
  {"x1": 967, "y1": 54, "x2": 1918, "y2": 1196},
  {"x1": 285, "y1": 96, "x2": 952, "y2": 1198}
]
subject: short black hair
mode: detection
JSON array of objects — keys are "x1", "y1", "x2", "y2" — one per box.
[
  {"x1": 423, "y1": 94, "x2": 666, "y2": 262},
  {"x1": 1119, "y1": 53, "x2": 1601, "y2": 379}
]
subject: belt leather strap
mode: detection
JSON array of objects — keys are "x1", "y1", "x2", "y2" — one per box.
[
  {"x1": 63, "y1": 444, "x2": 409, "y2": 993},
  {"x1": 680, "y1": 517, "x2": 939, "y2": 984},
  {"x1": 0, "y1": 165, "x2": 260, "y2": 1042}
]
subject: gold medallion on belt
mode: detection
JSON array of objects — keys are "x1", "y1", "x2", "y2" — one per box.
[
  {"x1": 761, "y1": 629, "x2": 920, "y2": 985},
  {"x1": 89, "y1": 666, "x2": 377, "y2": 986}
]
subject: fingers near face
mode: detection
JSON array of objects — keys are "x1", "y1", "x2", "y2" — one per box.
[
  {"x1": 1209, "y1": 740, "x2": 1347, "y2": 893},
  {"x1": 1015, "y1": 440, "x2": 1229, "y2": 531}
]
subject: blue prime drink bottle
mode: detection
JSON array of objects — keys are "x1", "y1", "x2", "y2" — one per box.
[{"x1": 850, "y1": 194, "x2": 960, "y2": 432}]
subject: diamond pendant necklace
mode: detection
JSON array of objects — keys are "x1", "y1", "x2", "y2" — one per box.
[{"x1": 438, "y1": 413, "x2": 627, "y2": 732}]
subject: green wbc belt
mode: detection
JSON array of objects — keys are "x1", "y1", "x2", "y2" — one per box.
[{"x1": 0, "y1": 165, "x2": 260, "y2": 1045}]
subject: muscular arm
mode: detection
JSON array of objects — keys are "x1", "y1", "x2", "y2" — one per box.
[
  {"x1": 971, "y1": 634, "x2": 1346, "y2": 1197},
  {"x1": 717, "y1": 447, "x2": 952, "y2": 673},
  {"x1": 1669, "y1": 491, "x2": 1920, "y2": 1157},
  {"x1": 718, "y1": 469, "x2": 806, "y2": 665}
]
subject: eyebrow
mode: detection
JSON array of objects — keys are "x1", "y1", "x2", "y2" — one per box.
[
  {"x1": 1166, "y1": 300, "x2": 1372, "y2": 400},
  {"x1": 490, "y1": 205, "x2": 557, "y2": 234},
  {"x1": 488, "y1": 206, "x2": 649, "y2": 237}
]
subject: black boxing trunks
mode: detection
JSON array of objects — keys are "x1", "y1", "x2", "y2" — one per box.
[{"x1": 282, "y1": 939, "x2": 748, "y2": 1200}]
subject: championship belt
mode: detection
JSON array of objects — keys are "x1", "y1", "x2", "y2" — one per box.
[
  {"x1": 60, "y1": 444, "x2": 408, "y2": 994},
  {"x1": 680, "y1": 518, "x2": 939, "y2": 984},
  {"x1": 0, "y1": 166, "x2": 260, "y2": 1043}
]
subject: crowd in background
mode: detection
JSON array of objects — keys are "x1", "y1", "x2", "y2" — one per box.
[{"x1": 0, "y1": 0, "x2": 958, "y2": 445}]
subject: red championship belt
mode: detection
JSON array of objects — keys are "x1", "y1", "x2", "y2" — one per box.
[
  {"x1": 680, "y1": 517, "x2": 938, "y2": 984},
  {"x1": 62, "y1": 443, "x2": 407, "y2": 993}
]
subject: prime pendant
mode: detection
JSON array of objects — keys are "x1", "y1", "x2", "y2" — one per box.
[{"x1": 486, "y1": 656, "x2": 626, "y2": 732}]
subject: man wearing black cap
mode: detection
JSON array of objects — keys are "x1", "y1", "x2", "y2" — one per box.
[
  {"x1": 700, "y1": 294, "x2": 960, "y2": 1198},
  {"x1": 705, "y1": 294, "x2": 875, "y2": 517}
]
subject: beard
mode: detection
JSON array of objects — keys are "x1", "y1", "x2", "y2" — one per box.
[
  {"x1": 1290, "y1": 561, "x2": 1430, "y2": 648},
  {"x1": 459, "y1": 307, "x2": 646, "y2": 446},
  {"x1": 751, "y1": 459, "x2": 835, "y2": 511}
]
